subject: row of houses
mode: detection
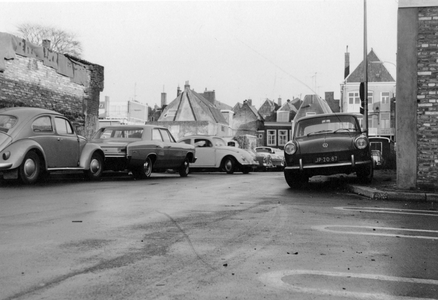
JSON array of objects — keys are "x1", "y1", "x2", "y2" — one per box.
[{"x1": 139, "y1": 48, "x2": 395, "y2": 151}]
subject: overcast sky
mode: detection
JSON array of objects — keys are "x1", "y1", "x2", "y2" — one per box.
[{"x1": 1, "y1": 0, "x2": 398, "y2": 108}]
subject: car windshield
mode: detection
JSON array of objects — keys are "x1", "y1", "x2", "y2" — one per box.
[
  {"x1": 0, "y1": 115, "x2": 18, "y2": 133},
  {"x1": 94, "y1": 128, "x2": 143, "y2": 139},
  {"x1": 295, "y1": 115, "x2": 360, "y2": 137},
  {"x1": 212, "y1": 137, "x2": 227, "y2": 147}
]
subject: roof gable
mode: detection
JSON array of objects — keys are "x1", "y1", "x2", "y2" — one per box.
[
  {"x1": 294, "y1": 94, "x2": 333, "y2": 121},
  {"x1": 346, "y1": 49, "x2": 395, "y2": 83},
  {"x1": 158, "y1": 84, "x2": 228, "y2": 124}
]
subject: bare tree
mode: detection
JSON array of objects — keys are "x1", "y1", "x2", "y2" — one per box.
[{"x1": 17, "y1": 23, "x2": 82, "y2": 58}]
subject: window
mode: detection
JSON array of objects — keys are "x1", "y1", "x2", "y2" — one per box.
[
  {"x1": 267, "y1": 130, "x2": 276, "y2": 146},
  {"x1": 380, "y1": 113, "x2": 390, "y2": 129},
  {"x1": 152, "y1": 129, "x2": 162, "y2": 141},
  {"x1": 32, "y1": 116, "x2": 53, "y2": 132},
  {"x1": 55, "y1": 117, "x2": 74, "y2": 135},
  {"x1": 0, "y1": 115, "x2": 18, "y2": 133},
  {"x1": 159, "y1": 129, "x2": 174, "y2": 142},
  {"x1": 381, "y1": 92, "x2": 390, "y2": 104},
  {"x1": 278, "y1": 130, "x2": 288, "y2": 146},
  {"x1": 348, "y1": 92, "x2": 360, "y2": 105},
  {"x1": 367, "y1": 91, "x2": 374, "y2": 104}
]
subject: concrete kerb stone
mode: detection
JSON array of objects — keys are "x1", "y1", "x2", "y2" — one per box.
[{"x1": 346, "y1": 184, "x2": 438, "y2": 202}]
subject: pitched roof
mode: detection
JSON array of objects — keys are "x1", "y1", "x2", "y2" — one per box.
[
  {"x1": 158, "y1": 84, "x2": 228, "y2": 124},
  {"x1": 346, "y1": 49, "x2": 395, "y2": 83},
  {"x1": 294, "y1": 94, "x2": 333, "y2": 121},
  {"x1": 278, "y1": 100, "x2": 298, "y2": 112}
]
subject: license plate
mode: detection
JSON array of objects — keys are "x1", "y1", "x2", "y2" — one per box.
[{"x1": 315, "y1": 156, "x2": 338, "y2": 164}]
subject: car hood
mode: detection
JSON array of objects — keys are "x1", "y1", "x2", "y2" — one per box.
[
  {"x1": 296, "y1": 134, "x2": 357, "y2": 154},
  {"x1": 0, "y1": 132, "x2": 12, "y2": 151}
]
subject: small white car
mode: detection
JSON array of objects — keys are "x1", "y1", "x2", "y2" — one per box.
[{"x1": 178, "y1": 135, "x2": 258, "y2": 174}]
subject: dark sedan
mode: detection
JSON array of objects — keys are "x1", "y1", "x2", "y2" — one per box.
[
  {"x1": 91, "y1": 125, "x2": 196, "y2": 179},
  {"x1": 283, "y1": 113, "x2": 373, "y2": 188}
]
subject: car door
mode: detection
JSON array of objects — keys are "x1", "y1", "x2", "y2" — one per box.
[
  {"x1": 159, "y1": 128, "x2": 182, "y2": 168},
  {"x1": 151, "y1": 128, "x2": 168, "y2": 169},
  {"x1": 53, "y1": 117, "x2": 80, "y2": 167},
  {"x1": 30, "y1": 116, "x2": 79, "y2": 168},
  {"x1": 193, "y1": 138, "x2": 216, "y2": 167}
]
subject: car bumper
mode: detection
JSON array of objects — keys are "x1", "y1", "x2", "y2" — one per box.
[
  {"x1": 0, "y1": 162, "x2": 13, "y2": 170},
  {"x1": 285, "y1": 160, "x2": 371, "y2": 171}
]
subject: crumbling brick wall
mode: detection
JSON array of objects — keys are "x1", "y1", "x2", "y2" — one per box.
[{"x1": 0, "y1": 33, "x2": 104, "y2": 140}]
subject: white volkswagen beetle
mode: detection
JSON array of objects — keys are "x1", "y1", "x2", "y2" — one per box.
[{"x1": 178, "y1": 135, "x2": 258, "y2": 174}]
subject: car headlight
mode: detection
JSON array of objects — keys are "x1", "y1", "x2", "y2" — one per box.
[
  {"x1": 284, "y1": 141, "x2": 297, "y2": 155},
  {"x1": 2, "y1": 151, "x2": 11, "y2": 160},
  {"x1": 354, "y1": 135, "x2": 368, "y2": 149}
]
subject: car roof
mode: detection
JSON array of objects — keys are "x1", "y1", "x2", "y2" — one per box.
[
  {"x1": 180, "y1": 135, "x2": 223, "y2": 139},
  {"x1": 297, "y1": 113, "x2": 361, "y2": 122},
  {"x1": 98, "y1": 125, "x2": 166, "y2": 130},
  {"x1": 0, "y1": 107, "x2": 62, "y2": 118}
]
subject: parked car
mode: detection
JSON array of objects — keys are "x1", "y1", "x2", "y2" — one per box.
[
  {"x1": 371, "y1": 149, "x2": 385, "y2": 169},
  {"x1": 91, "y1": 125, "x2": 196, "y2": 179},
  {"x1": 284, "y1": 113, "x2": 373, "y2": 188},
  {"x1": 0, "y1": 107, "x2": 104, "y2": 184},
  {"x1": 178, "y1": 135, "x2": 258, "y2": 174},
  {"x1": 254, "y1": 146, "x2": 285, "y2": 171}
]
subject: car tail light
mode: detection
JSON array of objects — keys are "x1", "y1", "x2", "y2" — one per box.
[
  {"x1": 284, "y1": 141, "x2": 297, "y2": 155},
  {"x1": 354, "y1": 135, "x2": 368, "y2": 149}
]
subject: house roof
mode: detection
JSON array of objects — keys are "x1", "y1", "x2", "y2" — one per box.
[
  {"x1": 294, "y1": 94, "x2": 333, "y2": 121},
  {"x1": 278, "y1": 100, "x2": 298, "y2": 112},
  {"x1": 158, "y1": 83, "x2": 228, "y2": 124},
  {"x1": 346, "y1": 49, "x2": 395, "y2": 83}
]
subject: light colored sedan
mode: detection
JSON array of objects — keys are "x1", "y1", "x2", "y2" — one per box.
[
  {"x1": 178, "y1": 135, "x2": 258, "y2": 174},
  {"x1": 92, "y1": 125, "x2": 196, "y2": 179},
  {"x1": 0, "y1": 107, "x2": 104, "y2": 184}
]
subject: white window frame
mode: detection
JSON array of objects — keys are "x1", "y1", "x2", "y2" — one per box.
[
  {"x1": 267, "y1": 130, "x2": 276, "y2": 146},
  {"x1": 381, "y1": 92, "x2": 390, "y2": 104},
  {"x1": 349, "y1": 92, "x2": 360, "y2": 105},
  {"x1": 278, "y1": 130, "x2": 288, "y2": 146}
]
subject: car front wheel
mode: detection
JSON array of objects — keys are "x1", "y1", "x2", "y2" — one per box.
[
  {"x1": 19, "y1": 151, "x2": 41, "y2": 184},
  {"x1": 223, "y1": 157, "x2": 235, "y2": 174},
  {"x1": 356, "y1": 163, "x2": 374, "y2": 183},
  {"x1": 284, "y1": 170, "x2": 308, "y2": 188},
  {"x1": 85, "y1": 152, "x2": 104, "y2": 180},
  {"x1": 179, "y1": 158, "x2": 190, "y2": 177}
]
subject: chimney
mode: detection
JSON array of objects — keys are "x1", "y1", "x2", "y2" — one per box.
[
  {"x1": 42, "y1": 39, "x2": 51, "y2": 50},
  {"x1": 344, "y1": 45, "x2": 350, "y2": 79},
  {"x1": 161, "y1": 92, "x2": 167, "y2": 108},
  {"x1": 177, "y1": 85, "x2": 181, "y2": 97},
  {"x1": 278, "y1": 97, "x2": 282, "y2": 107},
  {"x1": 184, "y1": 80, "x2": 190, "y2": 89},
  {"x1": 247, "y1": 99, "x2": 252, "y2": 106},
  {"x1": 203, "y1": 89, "x2": 216, "y2": 105}
]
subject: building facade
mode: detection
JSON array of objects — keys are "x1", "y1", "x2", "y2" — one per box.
[{"x1": 340, "y1": 49, "x2": 396, "y2": 139}]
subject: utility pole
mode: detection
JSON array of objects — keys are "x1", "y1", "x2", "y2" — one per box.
[{"x1": 363, "y1": 0, "x2": 368, "y2": 135}]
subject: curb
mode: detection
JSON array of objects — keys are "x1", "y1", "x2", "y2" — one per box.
[{"x1": 347, "y1": 184, "x2": 438, "y2": 202}]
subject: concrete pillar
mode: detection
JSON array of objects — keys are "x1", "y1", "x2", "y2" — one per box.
[{"x1": 396, "y1": 7, "x2": 418, "y2": 189}]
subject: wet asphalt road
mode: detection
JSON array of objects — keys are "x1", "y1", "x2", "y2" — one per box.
[{"x1": 1, "y1": 171, "x2": 438, "y2": 300}]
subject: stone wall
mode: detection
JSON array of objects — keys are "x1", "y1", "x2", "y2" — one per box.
[
  {"x1": 416, "y1": 7, "x2": 438, "y2": 188},
  {"x1": 0, "y1": 34, "x2": 104, "y2": 140}
]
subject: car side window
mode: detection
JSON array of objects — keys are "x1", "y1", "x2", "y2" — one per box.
[
  {"x1": 159, "y1": 129, "x2": 174, "y2": 142},
  {"x1": 32, "y1": 116, "x2": 53, "y2": 132},
  {"x1": 54, "y1": 117, "x2": 74, "y2": 135},
  {"x1": 179, "y1": 139, "x2": 191, "y2": 145},
  {"x1": 152, "y1": 129, "x2": 163, "y2": 141}
]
